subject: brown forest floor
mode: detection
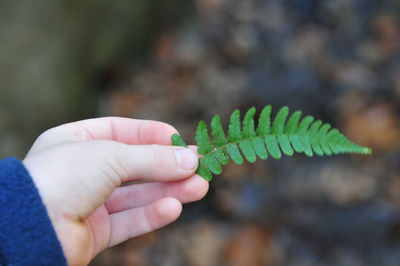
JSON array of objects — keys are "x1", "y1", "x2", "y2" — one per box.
[{"x1": 91, "y1": 0, "x2": 400, "y2": 265}]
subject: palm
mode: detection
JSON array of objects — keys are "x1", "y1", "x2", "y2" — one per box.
[
  {"x1": 63, "y1": 205, "x2": 111, "y2": 264},
  {"x1": 24, "y1": 117, "x2": 208, "y2": 265},
  {"x1": 87, "y1": 205, "x2": 112, "y2": 255}
]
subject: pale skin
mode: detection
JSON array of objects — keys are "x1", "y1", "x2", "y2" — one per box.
[{"x1": 22, "y1": 117, "x2": 209, "y2": 266}]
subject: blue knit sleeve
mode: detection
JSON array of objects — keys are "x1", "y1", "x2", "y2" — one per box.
[{"x1": 0, "y1": 158, "x2": 67, "y2": 266}]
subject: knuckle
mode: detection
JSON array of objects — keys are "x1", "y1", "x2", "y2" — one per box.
[
  {"x1": 92, "y1": 141, "x2": 126, "y2": 185},
  {"x1": 109, "y1": 143, "x2": 129, "y2": 181},
  {"x1": 143, "y1": 205, "x2": 155, "y2": 232},
  {"x1": 149, "y1": 144, "x2": 167, "y2": 170},
  {"x1": 35, "y1": 128, "x2": 58, "y2": 142}
]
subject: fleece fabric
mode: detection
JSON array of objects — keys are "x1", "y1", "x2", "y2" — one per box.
[{"x1": 0, "y1": 157, "x2": 66, "y2": 265}]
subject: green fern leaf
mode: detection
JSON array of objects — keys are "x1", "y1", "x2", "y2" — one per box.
[
  {"x1": 226, "y1": 143, "x2": 243, "y2": 164},
  {"x1": 196, "y1": 163, "x2": 212, "y2": 181},
  {"x1": 265, "y1": 135, "x2": 281, "y2": 159},
  {"x1": 271, "y1": 106, "x2": 289, "y2": 135},
  {"x1": 228, "y1": 110, "x2": 242, "y2": 142},
  {"x1": 256, "y1": 105, "x2": 272, "y2": 136},
  {"x1": 171, "y1": 105, "x2": 372, "y2": 181},
  {"x1": 171, "y1": 134, "x2": 187, "y2": 147},
  {"x1": 195, "y1": 120, "x2": 213, "y2": 155},
  {"x1": 242, "y1": 107, "x2": 256, "y2": 138},
  {"x1": 252, "y1": 137, "x2": 268, "y2": 159},
  {"x1": 211, "y1": 115, "x2": 228, "y2": 147}
]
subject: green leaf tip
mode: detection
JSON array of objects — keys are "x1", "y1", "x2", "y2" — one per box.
[
  {"x1": 363, "y1": 147, "x2": 373, "y2": 154},
  {"x1": 171, "y1": 106, "x2": 372, "y2": 181},
  {"x1": 171, "y1": 133, "x2": 187, "y2": 147}
]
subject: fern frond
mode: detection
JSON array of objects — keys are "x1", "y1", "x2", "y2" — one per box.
[{"x1": 171, "y1": 106, "x2": 372, "y2": 181}]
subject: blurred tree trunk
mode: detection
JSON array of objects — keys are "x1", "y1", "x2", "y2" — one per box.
[{"x1": 0, "y1": 0, "x2": 193, "y2": 156}]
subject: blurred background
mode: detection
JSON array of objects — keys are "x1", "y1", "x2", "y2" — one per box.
[{"x1": 1, "y1": 0, "x2": 400, "y2": 265}]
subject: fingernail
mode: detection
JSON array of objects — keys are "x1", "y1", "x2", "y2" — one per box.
[{"x1": 174, "y1": 148, "x2": 198, "y2": 170}]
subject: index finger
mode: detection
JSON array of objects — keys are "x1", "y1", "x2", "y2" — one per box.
[
  {"x1": 31, "y1": 117, "x2": 178, "y2": 153},
  {"x1": 61, "y1": 117, "x2": 178, "y2": 145}
]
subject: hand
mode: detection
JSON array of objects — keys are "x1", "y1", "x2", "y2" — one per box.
[{"x1": 23, "y1": 117, "x2": 209, "y2": 266}]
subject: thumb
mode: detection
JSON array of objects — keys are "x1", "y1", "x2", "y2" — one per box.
[
  {"x1": 24, "y1": 140, "x2": 198, "y2": 219},
  {"x1": 98, "y1": 141, "x2": 199, "y2": 182}
]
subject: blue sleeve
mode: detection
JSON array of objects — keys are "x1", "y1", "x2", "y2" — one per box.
[{"x1": 0, "y1": 158, "x2": 67, "y2": 266}]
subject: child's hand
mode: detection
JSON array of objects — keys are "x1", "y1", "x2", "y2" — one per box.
[{"x1": 23, "y1": 117, "x2": 208, "y2": 266}]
